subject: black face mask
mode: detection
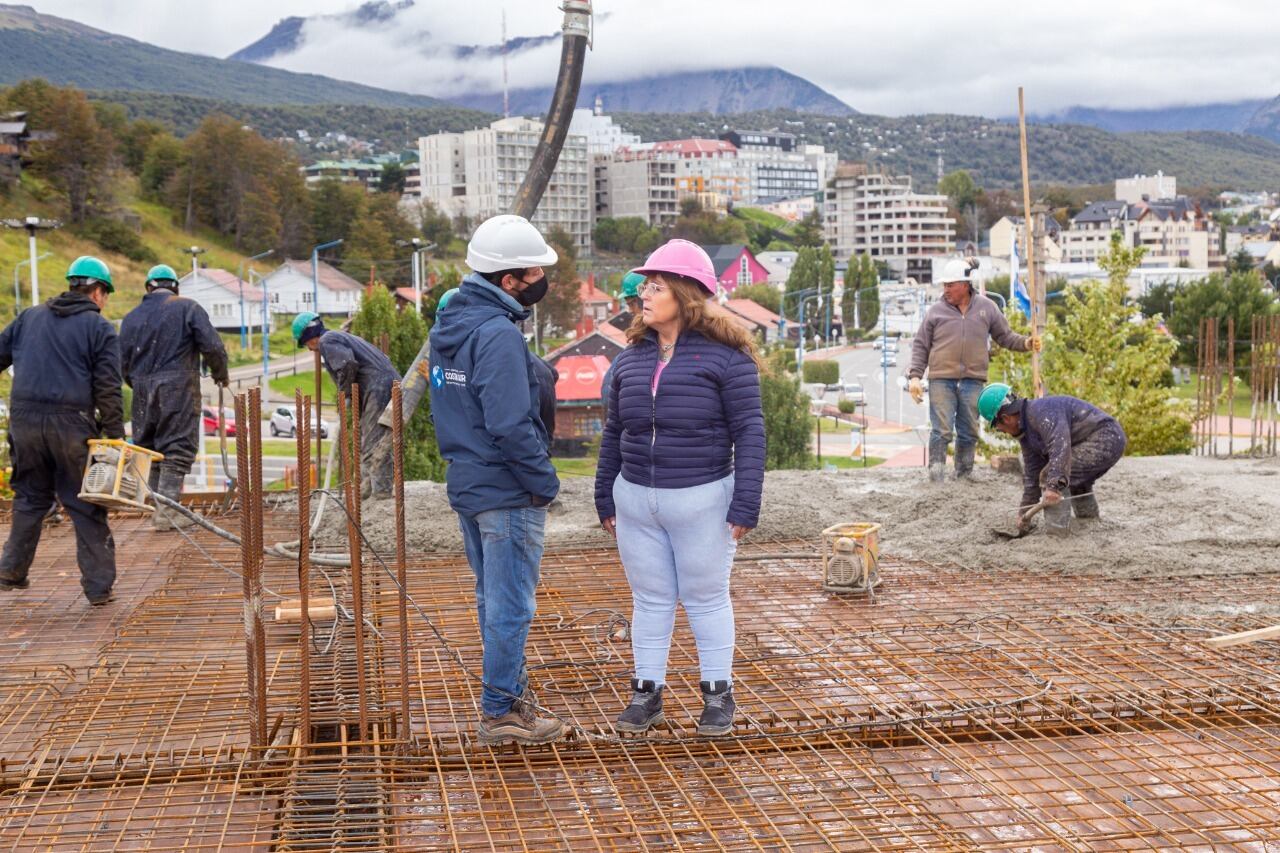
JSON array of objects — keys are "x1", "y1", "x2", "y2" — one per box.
[{"x1": 514, "y1": 275, "x2": 548, "y2": 307}]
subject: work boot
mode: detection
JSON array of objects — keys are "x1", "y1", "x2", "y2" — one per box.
[
  {"x1": 1042, "y1": 501, "x2": 1072, "y2": 537},
  {"x1": 1072, "y1": 493, "x2": 1100, "y2": 519},
  {"x1": 697, "y1": 680, "x2": 736, "y2": 737},
  {"x1": 87, "y1": 590, "x2": 115, "y2": 606},
  {"x1": 954, "y1": 446, "x2": 976, "y2": 480},
  {"x1": 615, "y1": 679, "x2": 665, "y2": 733},
  {"x1": 477, "y1": 702, "x2": 566, "y2": 746},
  {"x1": 152, "y1": 468, "x2": 191, "y2": 531},
  {"x1": 928, "y1": 463, "x2": 946, "y2": 483},
  {"x1": 0, "y1": 575, "x2": 30, "y2": 591}
]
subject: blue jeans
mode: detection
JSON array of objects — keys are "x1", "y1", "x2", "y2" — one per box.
[
  {"x1": 612, "y1": 475, "x2": 737, "y2": 685},
  {"x1": 458, "y1": 506, "x2": 547, "y2": 717},
  {"x1": 928, "y1": 378, "x2": 984, "y2": 470}
]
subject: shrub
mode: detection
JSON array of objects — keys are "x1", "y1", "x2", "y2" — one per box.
[
  {"x1": 801, "y1": 360, "x2": 839, "y2": 386},
  {"x1": 837, "y1": 399, "x2": 857, "y2": 414},
  {"x1": 78, "y1": 217, "x2": 157, "y2": 263}
]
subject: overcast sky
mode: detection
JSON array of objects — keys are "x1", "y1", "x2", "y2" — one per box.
[{"x1": 30, "y1": 1, "x2": 1280, "y2": 116}]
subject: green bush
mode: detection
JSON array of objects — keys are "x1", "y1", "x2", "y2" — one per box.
[
  {"x1": 837, "y1": 399, "x2": 857, "y2": 414},
  {"x1": 801, "y1": 360, "x2": 839, "y2": 386},
  {"x1": 761, "y1": 369, "x2": 812, "y2": 470},
  {"x1": 77, "y1": 217, "x2": 157, "y2": 263}
]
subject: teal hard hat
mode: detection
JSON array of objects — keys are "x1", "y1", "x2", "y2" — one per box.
[
  {"x1": 436, "y1": 287, "x2": 460, "y2": 311},
  {"x1": 292, "y1": 312, "x2": 322, "y2": 345},
  {"x1": 621, "y1": 271, "x2": 645, "y2": 299},
  {"x1": 145, "y1": 264, "x2": 180, "y2": 286},
  {"x1": 65, "y1": 256, "x2": 114, "y2": 293},
  {"x1": 978, "y1": 382, "x2": 1015, "y2": 426}
]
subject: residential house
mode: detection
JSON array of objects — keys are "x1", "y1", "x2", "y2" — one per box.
[
  {"x1": 1224, "y1": 223, "x2": 1277, "y2": 256},
  {"x1": 575, "y1": 277, "x2": 617, "y2": 338},
  {"x1": 758, "y1": 250, "x2": 797, "y2": 288},
  {"x1": 722, "y1": 298, "x2": 783, "y2": 344},
  {"x1": 988, "y1": 216, "x2": 1063, "y2": 263},
  {"x1": 703, "y1": 244, "x2": 770, "y2": 294},
  {"x1": 1241, "y1": 240, "x2": 1280, "y2": 270},
  {"x1": 1060, "y1": 197, "x2": 1222, "y2": 268},
  {"x1": 177, "y1": 269, "x2": 271, "y2": 333},
  {"x1": 544, "y1": 329, "x2": 627, "y2": 453},
  {"x1": 259, "y1": 260, "x2": 364, "y2": 316},
  {"x1": 0, "y1": 111, "x2": 30, "y2": 180}
]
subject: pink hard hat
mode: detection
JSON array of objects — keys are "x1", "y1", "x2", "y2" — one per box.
[{"x1": 630, "y1": 239, "x2": 717, "y2": 295}]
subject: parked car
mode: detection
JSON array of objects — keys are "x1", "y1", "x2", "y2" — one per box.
[
  {"x1": 840, "y1": 383, "x2": 866, "y2": 405},
  {"x1": 879, "y1": 352, "x2": 898, "y2": 367},
  {"x1": 201, "y1": 407, "x2": 236, "y2": 437},
  {"x1": 872, "y1": 337, "x2": 899, "y2": 351},
  {"x1": 270, "y1": 405, "x2": 330, "y2": 439}
]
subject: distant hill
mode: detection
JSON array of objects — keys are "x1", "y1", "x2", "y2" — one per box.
[
  {"x1": 1032, "y1": 100, "x2": 1269, "y2": 134},
  {"x1": 0, "y1": 3, "x2": 448, "y2": 108},
  {"x1": 451, "y1": 67, "x2": 856, "y2": 117},
  {"x1": 1244, "y1": 95, "x2": 1280, "y2": 143},
  {"x1": 229, "y1": 1, "x2": 415, "y2": 63}
]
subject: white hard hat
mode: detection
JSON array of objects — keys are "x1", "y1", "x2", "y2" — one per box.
[
  {"x1": 466, "y1": 215, "x2": 559, "y2": 274},
  {"x1": 939, "y1": 257, "x2": 976, "y2": 284}
]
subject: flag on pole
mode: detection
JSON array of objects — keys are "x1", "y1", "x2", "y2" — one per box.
[{"x1": 1011, "y1": 235, "x2": 1032, "y2": 321}]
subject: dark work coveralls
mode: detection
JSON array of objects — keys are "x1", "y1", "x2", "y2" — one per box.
[
  {"x1": 316, "y1": 330, "x2": 399, "y2": 496},
  {"x1": 1015, "y1": 395, "x2": 1127, "y2": 526},
  {"x1": 119, "y1": 289, "x2": 229, "y2": 501},
  {"x1": 0, "y1": 292, "x2": 124, "y2": 600}
]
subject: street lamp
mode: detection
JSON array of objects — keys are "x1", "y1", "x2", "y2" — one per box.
[
  {"x1": 183, "y1": 245, "x2": 207, "y2": 285},
  {"x1": 12, "y1": 252, "x2": 50, "y2": 316},
  {"x1": 311, "y1": 239, "x2": 343, "y2": 314},
  {"x1": 2, "y1": 216, "x2": 61, "y2": 305},
  {"x1": 237, "y1": 249, "x2": 275, "y2": 350},
  {"x1": 395, "y1": 238, "x2": 437, "y2": 313}
]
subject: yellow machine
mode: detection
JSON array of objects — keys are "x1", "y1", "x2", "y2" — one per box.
[
  {"x1": 77, "y1": 439, "x2": 164, "y2": 512},
  {"x1": 820, "y1": 522, "x2": 882, "y2": 594}
]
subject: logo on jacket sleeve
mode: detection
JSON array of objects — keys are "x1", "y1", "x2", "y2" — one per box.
[{"x1": 432, "y1": 364, "x2": 467, "y2": 389}]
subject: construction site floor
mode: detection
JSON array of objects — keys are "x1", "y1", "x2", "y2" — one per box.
[{"x1": 3, "y1": 509, "x2": 1280, "y2": 850}]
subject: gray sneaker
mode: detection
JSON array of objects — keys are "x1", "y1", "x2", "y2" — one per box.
[
  {"x1": 477, "y1": 703, "x2": 566, "y2": 746},
  {"x1": 616, "y1": 679, "x2": 665, "y2": 733},
  {"x1": 696, "y1": 680, "x2": 736, "y2": 736}
]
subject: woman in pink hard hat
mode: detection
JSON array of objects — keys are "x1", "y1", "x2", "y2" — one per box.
[{"x1": 593, "y1": 239, "x2": 766, "y2": 736}]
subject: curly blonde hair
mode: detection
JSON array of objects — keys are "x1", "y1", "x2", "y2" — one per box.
[{"x1": 625, "y1": 274, "x2": 763, "y2": 368}]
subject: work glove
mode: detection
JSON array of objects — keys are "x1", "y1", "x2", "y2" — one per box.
[
  {"x1": 1028, "y1": 335, "x2": 1043, "y2": 352},
  {"x1": 1017, "y1": 511, "x2": 1034, "y2": 533},
  {"x1": 908, "y1": 377, "x2": 924, "y2": 404}
]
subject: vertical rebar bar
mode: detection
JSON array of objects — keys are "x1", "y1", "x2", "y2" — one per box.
[
  {"x1": 340, "y1": 385, "x2": 369, "y2": 740},
  {"x1": 248, "y1": 385, "x2": 268, "y2": 749},
  {"x1": 296, "y1": 388, "x2": 312, "y2": 749},
  {"x1": 1227, "y1": 316, "x2": 1235, "y2": 458},
  {"x1": 392, "y1": 383, "x2": 410, "y2": 750},
  {"x1": 314, "y1": 347, "x2": 323, "y2": 493},
  {"x1": 234, "y1": 392, "x2": 261, "y2": 749}
]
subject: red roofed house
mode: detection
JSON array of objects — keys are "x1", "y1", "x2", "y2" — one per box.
[
  {"x1": 575, "y1": 275, "x2": 617, "y2": 338},
  {"x1": 702, "y1": 244, "x2": 770, "y2": 294},
  {"x1": 722, "y1": 298, "x2": 783, "y2": 344},
  {"x1": 547, "y1": 354, "x2": 613, "y2": 453},
  {"x1": 177, "y1": 268, "x2": 273, "y2": 333},
  {"x1": 259, "y1": 259, "x2": 364, "y2": 317}
]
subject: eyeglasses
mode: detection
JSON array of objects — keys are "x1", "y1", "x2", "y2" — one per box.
[{"x1": 639, "y1": 281, "x2": 668, "y2": 297}]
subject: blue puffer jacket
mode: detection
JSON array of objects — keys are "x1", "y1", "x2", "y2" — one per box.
[
  {"x1": 428, "y1": 274, "x2": 559, "y2": 515},
  {"x1": 594, "y1": 329, "x2": 765, "y2": 528}
]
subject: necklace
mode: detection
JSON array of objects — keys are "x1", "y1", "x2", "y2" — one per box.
[{"x1": 658, "y1": 341, "x2": 675, "y2": 362}]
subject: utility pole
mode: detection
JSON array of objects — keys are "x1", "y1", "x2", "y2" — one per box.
[
  {"x1": 3, "y1": 217, "x2": 61, "y2": 305},
  {"x1": 184, "y1": 246, "x2": 209, "y2": 488},
  {"x1": 311, "y1": 239, "x2": 344, "y2": 314},
  {"x1": 238, "y1": 249, "x2": 274, "y2": 350}
]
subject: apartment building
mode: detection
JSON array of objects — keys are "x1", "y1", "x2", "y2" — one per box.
[
  {"x1": 824, "y1": 169, "x2": 955, "y2": 283},
  {"x1": 601, "y1": 139, "x2": 749, "y2": 225},
  {"x1": 718, "y1": 130, "x2": 833, "y2": 203},
  {"x1": 1060, "y1": 197, "x2": 1222, "y2": 268}
]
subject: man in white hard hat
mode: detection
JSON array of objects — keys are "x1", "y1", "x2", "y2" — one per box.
[
  {"x1": 906, "y1": 258, "x2": 1040, "y2": 482},
  {"x1": 427, "y1": 214, "x2": 566, "y2": 747}
]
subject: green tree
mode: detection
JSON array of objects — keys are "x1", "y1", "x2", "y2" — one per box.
[
  {"x1": 939, "y1": 169, "x2": 980, "y2": 211},
  {"x1": 760, "y1": 368, "x2": 813, "y2": 470},
  {"x1": 791, "y1": 207, "x2": 825, "y2": 248},
  {"x1": 139, "y1": 132, "x2": 185, "y2": 201},
  {"x1": 539, "y1": 227, "x2": 583, "y2": 343},
  {"x1": 670, "y1": 198, "x2": 748, "y2": 245},
  {"x1": 415, "y1": 199, "x2": 455, "y2": 252},
  {"x1": 1227, "y1": 246, "x2": 1255, "y2": 274},
  {"x1": 1136, "y1": 280, "x2": 1177, "y2": 321},
  {"x1": 841, "y1": 253, "x2": 880, "y2": 333},
  {"x1": 1169, "y1": 271, "x2": 1279, "y2": 365},
  {"x1": 118, "y1": 118, "x2": 167, "y2": 175},
  {"x1": 733, "y1": 283, "x2": 781, "y2": 314},
  {"x1": 15, "y1": 85, "x2": 115, "y2": 223},
  {"x1": 350, "y1": 287, "x2": 444, "y2": 481},
  {"x1": 990, "y1": 234, "x2": 1192, "y2": 455},
  {"x1": 378, "y1": 161, "x2": 406, "y2": 194},
  {"x1": 310, "y1": 179, "x2": 367, "y2": 249}
]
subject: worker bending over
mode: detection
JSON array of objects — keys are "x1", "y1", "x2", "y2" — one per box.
[{"x1": 979, "y1": 383, "x2": 1127, "y2": 536}]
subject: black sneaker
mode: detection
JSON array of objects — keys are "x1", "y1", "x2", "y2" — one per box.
[
  {"x1": 615, "y1": 679, "x2": 665, "y2": 733},
  {"x1": 0, "y1": 576, "x2": 30, "y2": 591},
  {"x1": 697, "y1": 680, "x2": 736, "y2": 736}
]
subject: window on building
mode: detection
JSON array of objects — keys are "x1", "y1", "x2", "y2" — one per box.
[{"x1": 737, "y1": 255, "x2": 752, "y2": 287}]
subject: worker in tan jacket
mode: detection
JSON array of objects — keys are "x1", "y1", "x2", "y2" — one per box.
[{"x1": 907, "y1": 258, "x2": 1040, "y2": 481}]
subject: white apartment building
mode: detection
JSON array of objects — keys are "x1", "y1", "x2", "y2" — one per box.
[
  {"x1": 988, "y1": 215, "x2": 1064, "y2": 263},
  {"x1": 602, "y1": 139, "x2": 750, "y2": 225},
  {"x1": 825, "y1": 169, "x2": 955, "y2": 283},
  {"x1": 1060, "y1": 197, "x2": 1222, "y2": 269},
  {"x1": 568, "y1": 104, "x2": 641, "y2": 156},
  {"x1": 418, "y1": 117, "x2": 592, "y2": 252},
  {"x1": 718, "y1": 130, "x2": 828, "y2": 204},
  {"x1": 1116, "y1": 172, "x2": 1176, "y2": 205}
]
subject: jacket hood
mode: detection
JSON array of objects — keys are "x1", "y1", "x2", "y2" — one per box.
[
  {"x1": 431, "y1": 273, "x2": 529, "y2": 358},
  {"x1": 49, "y1": 291, "x2": 103, "y2": 318}
]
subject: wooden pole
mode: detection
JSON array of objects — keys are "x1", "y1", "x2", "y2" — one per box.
[{"x1": 1017, "y1": 87, "x2": 1044, "y2": 398}]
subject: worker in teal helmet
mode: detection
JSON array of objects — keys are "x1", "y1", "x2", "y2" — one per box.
[
  {"x1": 293, "y1": 312, "x2": 398, "y2": 497},
  {"x1": 599, "y1": 272, "x2": 647, "y2": 414},
  {"x1": 620, "y1": 272, "x2": 644, "y2": 316},
  {"x1": 119, "y1": 261, "x2": 229, "y2": 529},
  {"x1": 978, "y1": 383, "x2": 1127, "y2": 536},
  {"x1": 0, "y1": 256, "x2": 123, "y2": 604}
]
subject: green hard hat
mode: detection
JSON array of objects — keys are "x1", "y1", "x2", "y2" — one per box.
[
  {"x1": 978, "y1": 382, "x2": 1014, "y2": 426},
  {"x1": 292, "y1": 311, "x2": 322, "y2": 345},
  {"x1": 436, "y1": 287, "x2": 460, "y2": 311},
  {"x1": 621, "y1": 271, "x2": 645, "y2": 299},
  {"x1": 65, "y1": 256, "x2": 114, "y2": 293},
  {"x1": 145, "y1": 264, "x2": 179, "y2": 286}
]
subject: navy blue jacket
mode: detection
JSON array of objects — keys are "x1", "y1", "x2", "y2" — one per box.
[
  {"x1": 119, "y1": 289, "x2": 229, "y2": 386},
  {"x1": 0, "y1": 292, "x2": 124, "y2": 438},
  {"x1": 595, "y1": 329, "x2": 765, "y2": 528},
  {"x1": 428, "y1": 274, "x2": 559, "y2": 515},
  {"x1": 317, "y1": 329, "x2": 399, "y2": 415},
  {"x1": 1016, "y1": 396, "x2": 1122, "y2": 504}
]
